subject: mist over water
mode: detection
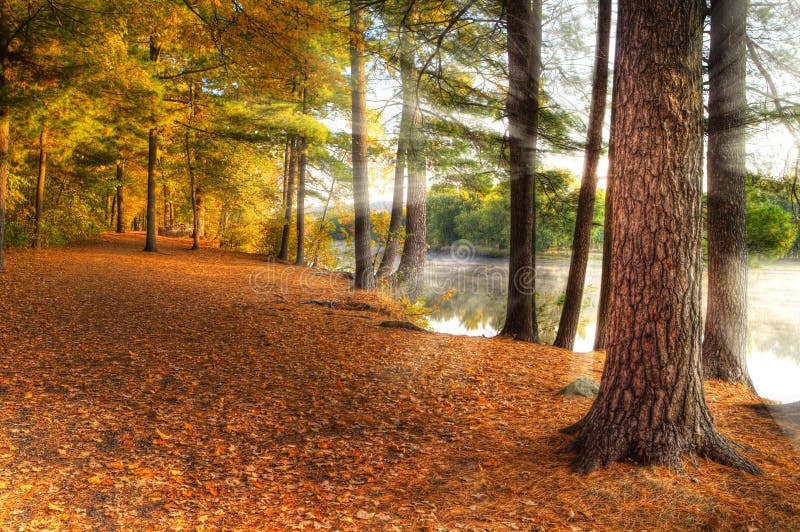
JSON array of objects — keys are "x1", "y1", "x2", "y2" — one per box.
[{"x1": 423, "y1": 254, "x2": 800, "y2": 403}]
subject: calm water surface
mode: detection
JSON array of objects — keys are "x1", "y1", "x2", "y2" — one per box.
[{"x1": 422, "y1": 254, "x2": 800, "y2": 403}]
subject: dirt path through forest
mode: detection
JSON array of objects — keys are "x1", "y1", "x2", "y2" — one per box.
[{"x1": 0, "y1": 233, "x2": 797, "y2": 530}]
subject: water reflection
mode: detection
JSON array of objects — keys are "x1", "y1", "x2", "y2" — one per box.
[{"x1": 423, "y1": 255, "x2": 800, "y2": 403}]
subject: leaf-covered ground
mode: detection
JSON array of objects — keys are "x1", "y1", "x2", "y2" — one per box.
[{"x1": 0, "y1": 233, "x2": 798, "y2": 531}]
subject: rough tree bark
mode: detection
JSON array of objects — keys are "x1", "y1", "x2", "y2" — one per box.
[
  {"x1": 196, "y1": 187, "x2": 205, "y2": 239},
  {"x1": 396, "y1": 106, "x2": 426, "y2": 298},
  {"x1": 350, "y1": 0, "x2": 376, "y2": 290},
  {"x1": 563, "y1": 0, "x2": 761, "y2": 475},
  {"x1": 33, "y1": 128, "x2": 47, "y2": 249},
  {"x1": 144, "y1": 127, "x2": 158, "y2": 252},
  {"x1": 278, "y1": 136, "x2": 297, "y2": 261},
  {"x1": 295, "y1": 135, "x2": 308, "y2": 265},
  {"x1": 143, "y1": 34, "x2": 161, "y2": 252},
  {"x1": 499, "y1": 0, "x2": 541, "y2": 342},
  {"x1": 115, "y1": 163, "x2": 125, "y2": 234},
  {"x1": 554, "y1": 0, "x2": 611, "y2": 349},
  {"x1": 377, "y1": 16, "x2": 415, "y2": 279},
  {"x1": 703, "y1": 0, "x2": 753, "y2": 388}
]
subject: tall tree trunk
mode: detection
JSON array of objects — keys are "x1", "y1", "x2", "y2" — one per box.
[
  {"x1": 109, "y1": 192, "x2": 116, "y2": 228},
  {"x1": 185, "y1": 132, "x2": 199, "y2": 250},
  {"x1": 196, "y1": 187, "x2": 205, "y2": 240},
  {"x1": 144, "y1": 128, "x2": 158, "y2": 252},
  {"x1": 278, "y1": 136, "x2": 297, "y2": 261},
  {"x1": 703, "y1": 0, "x2": 752, "y2": 388},
  {"x1": 592, "y1": 98, "x2": 617, "y2": 350},
  {"x1": 281, "y1": 136, "x2": 291, "y2": 205},
  {"x1": 144, "y1": 32, "x2": 161, "y2": 252},
  {"x1": 33, "y1": 128, "x2": 47, "y2": 249},
  {"x1": 500, "y1": 0, "x2": 541, "y2": 342},
  {"x1": 116, "y1": 163, "x2": 125, "y2": 234},
  {"x1": 554, "y1": 0, "x2": 611, "y2": 350},
  {"x1": 396, "y1": 107, "x2": 426, "y2": 298},
  {"x1": 350, "y1": 0, "x2": 375, "y2": 289},
  {"x1": 377, "y1": 20, "x2": 414, "y2": 279},
  {"x1": 295, "y1": 136, "x2": 307, "y2": 265},
  {"x1": 0, "y1": 0, "x2": 10, "y2": 271},
  {"x1": 563, "y1": 0, "x2": 760, "y2": 475}
]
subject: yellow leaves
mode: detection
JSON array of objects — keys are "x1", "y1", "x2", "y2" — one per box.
[{"x1": 87, "y1": 475, "x2": 104, "y2": 485}]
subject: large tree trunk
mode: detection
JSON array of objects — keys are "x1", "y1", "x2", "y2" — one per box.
[
  {"x1": 563, "y1": 0, "x2": 760, "y2": 475},
  {"x1": 278, "y1": 136, "x2": 297, "y2": 261},
  {"x1": 0, "y1": 111, "x2": 7, "y2": 272},
  {"x1": 500, "y1": 0, "x2": 541, "y2": 342},
  {"x1": 396, "y1": 107, "x2": 426, "y2": 298},
  {"x1": 377, "y1": 19, "x2": 414, "y2": 279},
  {"x1": 144, "y1": 32, "x2": 161, "y2": 252},
  {"x1": 144, "y1": 128, "x2": 158, "y2": 252},
  {"x1": 554, "y1": 0, "x2": 611, "y2": 350},
  {"x1": 350, "y1": 0, "x2": 376, "y2": 290},
  {"x1": 295, "y1": 136, "x2": 307, "y2": 265},
  {"x1": 703, "y1": 0, "x2": 752, "y2": 388},
  {"x1": 0, "y1": 0, "x2": 10, "y2": 271},
  {"x1": 33, "y1": 128, "x2": 47, "y2": 249}
]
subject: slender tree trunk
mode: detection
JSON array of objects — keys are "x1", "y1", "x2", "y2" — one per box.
[
  {"x1": 33, "y1": 128, "x2": 47, "y2": 249},
  {"x1": 563, "y1": 0, "x2": 760, "y2": 475},
  {"x1": 554, "y1": 0, "x2": 611, "y2": 349},
  {"x1": 281, "y1": 136, "x2": 291, "y2": 205},
  {"x1": 116, "y1": 163, "x2": 125, "y2": 234},
  {"x1": 144, "y1": 128, "x2": 158, "y2": 252},
  {"x1": 377, "y1": 21, "x2": 414, "y2": 279},
  {"x1": 500, "y1": 0, "x2": 541, "y2": 342},
  {"x1": 593, "y1": 96, "x2": 618, "y2": 351},
  {"x1": 278, "y1": 136, "x2": 297, "y2": 261},
  {"x1": 350, "y1": 0, "x2": 375, "y2": 289},
  {"x1": 295, "y1": 136, "x2": 307, "y2": 265},
  {"x1": 109, "y1": 192, "x2": 117, "y2": 228},
  {"x1": 396, "y1": 107, "x2": 426, "y2": 298},
  {"x1": 703, "y1": 0, "x2": 753, "y2": 388},
  {"x1": 185, "y1": 132, "x2": 199, "y2": 250}
]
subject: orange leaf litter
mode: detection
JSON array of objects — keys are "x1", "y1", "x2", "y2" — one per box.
[{"x1": 0, "y1": 233, "x2": 797, "y2": 530}]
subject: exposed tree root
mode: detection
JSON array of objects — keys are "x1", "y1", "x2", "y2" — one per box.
[{"x1": 564, "y1": 418, "x2": 763, "y2": 476}]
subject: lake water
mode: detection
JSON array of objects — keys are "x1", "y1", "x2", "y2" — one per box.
[{"x1": 422, "y1": 253, "x2": 800, "y2": 404}]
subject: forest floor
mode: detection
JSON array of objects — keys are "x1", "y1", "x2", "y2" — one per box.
[{"x1": 0, "y1": 233, "x2": 798, "y2": 531}]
